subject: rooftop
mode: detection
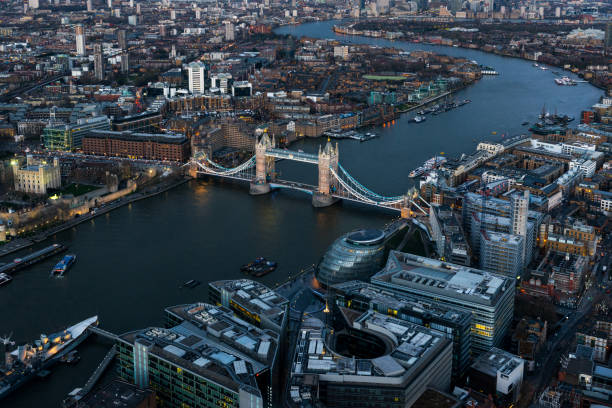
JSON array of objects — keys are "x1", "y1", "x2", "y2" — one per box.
[
  {"x1": 87, "y1": 129, "x2": 187, "y2": 144},
  {"x1": 120, "y1": 303, "x2": 280, "y2": 397},
  {"x1": 371, "y1": 251, "x2": 514, "y2": 306},
  {"x1": 78, "y1": 379, "x2": 154, "y2": 408},
  {"x1": 209, "y1": 279, "x2": 288, "y2": 327},
  {"x1": 471, "y1": 347, "x2": 523, "y2": 377},
  {"x1": 292, "y1": 311, "x2": 450, "y2": 386},
  {"x1": 331, "y1": 280, "x2": 471, "y2": 326}
]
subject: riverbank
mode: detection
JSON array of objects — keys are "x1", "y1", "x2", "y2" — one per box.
[
  {"x1": 0, "y1": 176, "x2": 192, "y2": 259},
  {"x1": 332, "y1": 21, "x2": 609, "y2": 91}
]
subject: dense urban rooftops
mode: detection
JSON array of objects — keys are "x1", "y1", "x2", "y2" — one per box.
[{"x1": 372, "y1": 251, "x2": 514, "y2": 306}]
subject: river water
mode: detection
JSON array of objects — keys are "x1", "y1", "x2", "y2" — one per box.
[{"x1": 1, "y1": 20, "x2": 602, "y2": 407}]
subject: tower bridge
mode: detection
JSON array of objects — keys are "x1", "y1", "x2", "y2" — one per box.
[{"x1": 190, "y1": 134, "x2": 430, "y2": 216}]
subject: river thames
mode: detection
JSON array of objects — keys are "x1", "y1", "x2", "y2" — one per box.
[{"x1": 1, "y1": 20, "x2": 603, "y2": 407}]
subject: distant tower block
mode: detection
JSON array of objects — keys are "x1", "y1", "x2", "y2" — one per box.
[
  {"x1": 312, "y1": 141, "x2": 340, "y2": 208},
  {"x1": 86, "y1": 0, "x2": 93, "y2": 11},
  {"x1": 75, "y1": 24, "x2": 86, "y2": 56},
  {"x1": 249, "y1": 134, "x2": 275, "y2": 195}
]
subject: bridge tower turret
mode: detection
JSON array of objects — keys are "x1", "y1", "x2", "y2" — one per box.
[
  {"x1": 313, "y1": 140, "x2": 340, "y2": 208},
  {"x1": 250, "y1": 133, "x2": 274, "y2": 195}
]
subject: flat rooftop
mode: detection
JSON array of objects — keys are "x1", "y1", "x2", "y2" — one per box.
[
  {"x1": 331, "y1": 280, "x2": 471, "y2": 326},
  {"x1": 471, "y1": 347, "x2": 523, "y2": 377},
  {"x1": 87, "y1": 129, "x2": 187, "y2": 144},
  {"x1": 371, "y1": 251, "x2": 514, "y2": 306},
  {"x1": 78, "y1": 379, "x2": 154, "y2": 408},
  {"x1": 292, "y1": 311, "x2": 450, "y2": 386},
  {"x1": 209, "y1": 279, "x2": 288, "y2": 327},
  {"x1": 120, "y1": 304, "x2": 281, "y2": 396}
]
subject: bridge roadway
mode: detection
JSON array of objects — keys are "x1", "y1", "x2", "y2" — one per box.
[
  {"x1": 195, "y1": 169, "x2": 404, "y2": 212},
  {"x1": 265, "y1": 148, "x2": 319, "y2": 164}
]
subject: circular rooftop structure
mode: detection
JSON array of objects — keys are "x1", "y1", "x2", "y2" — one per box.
[
  {"x1": 316, "y1": 229, "x2": 387, "y2": 287},
  {"x1": 346, "y1": 229, "x2": 386, "y2": 246}
]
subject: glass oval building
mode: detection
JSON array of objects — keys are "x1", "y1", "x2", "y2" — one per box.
[{"x1": 316, "y1": 229, "x2": 387, "y2": 287}]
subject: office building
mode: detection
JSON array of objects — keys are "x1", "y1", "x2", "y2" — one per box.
[
  {"x1": 210, "y1": 73, "x2": 233, "y2": 94},
  {"x1": 331, "y1": 280, "x2": 472, "y2": 381},
  {"x1": 371, "y1": 251, "x2": 515, "y2": 354},
  {"x1": 187, "y1": 62, "x2": 207, "y2": 94},
  {"x1": 289, "y1": 311, "x2": 452, "y2": 408},
  {"x1": 12, "y1": 156, "x2": 61, "y2": 194},
  {"x1": 120, "y1": 53, "x2": 129, "y2": 73},
  {"x1": 208, "y1": 279, "x2": 288, "y2": 335},
  {"x1": 111, "y1": 111, "x2": 162, "y2": 133},
  {"x1": 28, "y1": 0, "x2": 39, "y2": 9},
  {"x1": 156, "y1": 302, "x2": 281, "y2": 407},
  {"x1": 316, "y1": 229, "x2": 388, "y2": 287},
  {"x1": 117, "y1": 29, "x2": 127, "y2": 50},
  {"x1": 605, "y1": 22, "x2": 611, "y2": 53},
  {"x1": 94, "y1": 44, "x2": 104, "y2": 81},
  {"x1": 468, "y1": 348, "x2": 524, "y2": 406},
  {"x1": 225, "y1": 22, "x2": 235, "y2": 42},
  {"x1": 511, "y1": 190, "x2": 529, "y2": 260},
  {"x1": 75, "y1": 24, "x2": 86, "y2": 56},
  {"x1": 118, "y1": 324, "x2": 268, "y2": 407},
  {"x1": 480, "y1": 230, "x2": 525, "y2": 278},
  {"x1": 463, "y1": 191, "x2": 542, "y2": 266},
  {"x1": 429, "y1": 204, "x2": 471, "y2": 266},
  {"x1": 232, "y1": 81, "x2": 252, "y2": 98},
  {"x1": 43, "y1": 115, "x2": 110, "y2": 150},
  {"x1": 86, "y1": 0, "x2": 92, "y2": 11}
]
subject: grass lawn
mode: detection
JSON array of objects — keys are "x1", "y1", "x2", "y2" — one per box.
[
  {"x1": 363, "y1": 75, "x2": 406, "y2": 81},
  {"x1": 57, "y1": 183, "x2": 100, "y2": 197}
]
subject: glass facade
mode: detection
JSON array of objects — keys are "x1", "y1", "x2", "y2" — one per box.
[
  {"x1": 117, "y1": 339, "x2": 244, "y2": 408},
  {"x1": 42, "y1": 116, "x2": 110, "y2": 150},
  {"x1": 316, "y1": 229, "x2": 387, "y2": 287}
]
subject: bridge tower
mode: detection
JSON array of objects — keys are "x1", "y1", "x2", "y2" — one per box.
[
  {"x1": 250, "y1": 133, "x2": 275, "y2": 195},
  {"x1": 313, "y1": 140, "x2": 340, "y2": 208}
]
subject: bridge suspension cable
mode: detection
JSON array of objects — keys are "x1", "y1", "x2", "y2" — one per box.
[
  {"x1": 334, "y1": 164, "x2": 405, "y2": 203},
  {"x1": 330, "y1": 167, "x2": 404, "y2": 206},
  {"x1": 192, "y1": 156, "x2": 256, "y2": 176}
]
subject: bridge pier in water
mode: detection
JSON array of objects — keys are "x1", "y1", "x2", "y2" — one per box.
[
  {"x1": 312, "y1": 141, "x2": 339, "y2": 208},
  {"x1": 249, "y1": 133, "x2": 275, "y2": 195}
]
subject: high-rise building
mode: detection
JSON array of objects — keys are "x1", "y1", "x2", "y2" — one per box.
[
  {"x1": 107, "y1": 0, "x2": 112, "y2": 8},
  {"x1": 75, "y1": 24, "x2": 86, "y2": 56},
  {"x1": 117, "y1": 29, "x2": 127, "y2": 50},
  {"x1": 331, "y1": 280, "x2": 472, "y2": 381},
  {"x1": 120, "y1": 52, "x2": 129, "y2": 73},
  {"x1": 463, "y1": 192, "x2": 542, "y2": 266},
  {"x1": 187, "y1": 61, "x2": 207, "y2": 94},
  {"x1": 86, "y1": 0, "x2": 93, "y2": 11},
  {"x1": 28, "y1": 0, "x2": 39, "y2": 9},
  {"x1": 371, "y1": 251, "x2": 515, "y2": 354},
  {"x1": 136, "y1": 3, "x2": 140, "y2": 14},
  {"x1": 511, "y1": 190, "x2": 529, "y2": 244},
  {"x1": 225, "y1": 21, "x2": 235, "y2": 42},
  {"x1": 605, "y1": 22, "x2": 612, "y2": 54},
  {"x1": 480, "y1": 230, "x2": 525, "y2": 278},
  {"x1": 93, "y1": 44, "x2": 104, "y2": 81}
]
